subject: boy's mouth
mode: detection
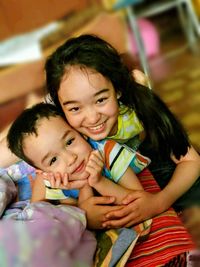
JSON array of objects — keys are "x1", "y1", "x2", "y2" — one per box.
[{"x1": 71, "y1": 161, "x2": 85, "y2": 174}]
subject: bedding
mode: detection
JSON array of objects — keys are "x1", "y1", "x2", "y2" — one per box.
[
  {"x1": 0, "y1": 169, "x2": 17, "y2": 217},
  {"x1": 0, "y1": 162, "x2": 195, "y2": 267},
  {"x1": 1, "y1": 201, "x2": 96, "y2": 267}
]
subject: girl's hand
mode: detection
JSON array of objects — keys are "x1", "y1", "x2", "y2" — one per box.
[
  {"x1": 132, "y1": 69, "x2": 150, "y2": 87},
  {"x1": 39, "y1": 171, "x2": 88, "y2": 190},
  {"x1": 103, "y1": 191, "x2": 163, "y2": 228},
  {"x1": 86, "y1": 150, "x2": 104, "y2": 187},
  {"x1": 78, "y1": 195, "x2": 123, "y2": 229}
]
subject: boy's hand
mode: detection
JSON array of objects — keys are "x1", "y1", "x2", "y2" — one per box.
[
  {"x1": 40, "y1": 171, "x2": 88, "y2": 190},
  {"x1": 86, "y1": 150, "x2": 104, "y2": 187}
]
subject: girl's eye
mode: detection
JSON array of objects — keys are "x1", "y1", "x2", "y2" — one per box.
[
  {"x1": 96, "y1": 97, "x2": 107, "y2": 104},
  {"x1": 66, "y1": 138, "x2": 75, "y2": 146},
  {"x1": 50, "y1": 157, "x2": 57, "y2": 166}
]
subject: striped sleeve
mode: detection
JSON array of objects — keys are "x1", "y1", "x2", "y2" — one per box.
[{"x1": 103, "y1": 140, "x2": 150, "y2": 183}]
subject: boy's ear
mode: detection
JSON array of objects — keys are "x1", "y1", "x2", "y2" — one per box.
[{"x1": 117, "y1": 92, "x2": 121, "y2": 99}]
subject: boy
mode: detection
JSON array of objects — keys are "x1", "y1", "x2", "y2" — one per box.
[{"x1": 7, "y1": 103, "x2": 150, "y2": 206}]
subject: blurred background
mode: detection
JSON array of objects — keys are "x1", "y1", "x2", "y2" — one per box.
[{"x1": 0, "y1": 0, "x2": 199, "y2": 150}]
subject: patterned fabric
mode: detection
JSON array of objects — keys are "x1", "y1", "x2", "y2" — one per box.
[
  {"x1": 94, "y1": 228, "x2": 139, "y2": 267},
  {"x1": 0, "y1": 161, "x2": 35, "y2": 182},
  {"x1": 89, "y1": 139, "x2": 150, "y2": 181},
  {"x1": 108, "y1": 104, "x2": 143, "y2": 143},
  {"x1": 0, "y1": 173, "x2": 17, "y2": 217},
  {"x1": 163, "y1": 252, "x2": 187, "y2": 267},
  {"x1": 44, "y1": 180, "x2": 79, "y2": 200},
  {"x1": 0, "y1": 202, "x2": 96, "y2": 267},
  {"x1": 93, "y1": 169, "x2": 194, "y2": 267},
  {"x1": 0, "y1": 161, "x2": 36, "y2": 201},
  {"x1": 126, "y1": 169, "x2": 195, "y2": 267}
]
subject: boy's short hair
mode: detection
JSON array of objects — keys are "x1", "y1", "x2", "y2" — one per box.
[{"x1": 7, "y1": 102, "x2": 63, "y2": 166}]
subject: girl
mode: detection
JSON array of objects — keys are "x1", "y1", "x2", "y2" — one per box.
[{"x1": 45, "y1": 34, "x2": 200, "y2": 228}]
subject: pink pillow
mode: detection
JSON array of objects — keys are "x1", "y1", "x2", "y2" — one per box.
[{"x1": 128, "y1": 18, "x2": 160, "y2": 58}]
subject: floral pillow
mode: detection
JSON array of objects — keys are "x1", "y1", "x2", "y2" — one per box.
[
  {"x1": 0, "y1": 161, "x2": 36, "y2": 213},
  {"x1": 0, "y1": 171, "x2": 17, "y2": 217}
]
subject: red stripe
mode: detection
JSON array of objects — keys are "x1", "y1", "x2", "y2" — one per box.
[{"x1": 126, "y1": 169, "x2": 194, "y2": 267}]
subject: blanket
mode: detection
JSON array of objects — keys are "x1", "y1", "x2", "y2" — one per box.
[
  {"x1": 0, "y1": 201, "x2": 96, "y2": 267},
  {"x1": 0, "y1": 162, "x2": 195, "y2": 267}
]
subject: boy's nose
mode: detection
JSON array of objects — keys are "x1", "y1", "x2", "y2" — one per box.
[{"x1": 63, "y1": 151, "x2": 77, "y2": 166}]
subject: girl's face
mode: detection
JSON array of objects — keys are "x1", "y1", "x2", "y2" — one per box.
[
  {"x1": 23, "y1": 116, "x2": 92, "y2": 180},
  {"x1": 58, "y1": 66, "x2": 119, "y2": 140}
]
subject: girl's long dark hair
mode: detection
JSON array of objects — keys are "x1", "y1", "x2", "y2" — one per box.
[{"x1": 45, "y1": 34, "x2": 190, "y2": 160}]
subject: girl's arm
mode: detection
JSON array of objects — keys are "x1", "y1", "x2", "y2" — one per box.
[
  {"x1": 102, "y1": 146, "x2": 200, "y2": 228},
  {"x1": 158, "y1": 146, "x2": 200, "y2": 211}
]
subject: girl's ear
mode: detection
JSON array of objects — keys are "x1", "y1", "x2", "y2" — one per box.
[{"x1": 117, "y1": 92, "x2": 121, "y2": 99}]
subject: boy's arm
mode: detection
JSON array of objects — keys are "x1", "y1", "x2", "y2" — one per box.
[
  {"x1": 78, "y1": 184, "x2": 94, "y2": 205},
  {"x1": 0, "y1": 136, "x2": 20, "y2": 168},
  {"x1": 91, "y1": 174, "x2": 134, "y2": 204},
  {"x1": 117, "y1": 167, "x2": 143, "y2": 191},
  {"x1": 86, "y1": 150, "x2": 142, "y2": 204},
  {"x1": 31, "y1": 174, "x2": 47, "y2": 202}
]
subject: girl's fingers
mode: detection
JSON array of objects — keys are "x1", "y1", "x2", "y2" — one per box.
[
  {"x1": 102, "y1": 213, "x2": 140, "y2": 228},
  {"x1": 92, "y1": 196, "x2": 116, "y2": 205},
  {"x1": 105, "y1": 204, "x2": 137, "y2": 219}
]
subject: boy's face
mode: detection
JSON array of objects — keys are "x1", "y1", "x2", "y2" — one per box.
[{"x1": 23, "y1": 116, "x2": 92, "y2": 180}]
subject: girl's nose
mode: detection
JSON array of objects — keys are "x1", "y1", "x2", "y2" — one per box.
[{"x1": 85, "y1": 108, "x2": 101, "y2": 125}]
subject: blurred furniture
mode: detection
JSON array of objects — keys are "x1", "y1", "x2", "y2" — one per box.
[
  {"x1": 0, "y1": 0, "x2": 90, "y2": 41},
  {"x1": 0, "y1": 1, "x2": 128, "y2": 105},
  {"x1": 112, "y1": 0, "x2": 199, "y2": 88}
]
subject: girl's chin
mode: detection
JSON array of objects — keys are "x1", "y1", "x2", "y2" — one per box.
[{"x1": 86, "y1": 131, "x2": 108, "y2": 141}]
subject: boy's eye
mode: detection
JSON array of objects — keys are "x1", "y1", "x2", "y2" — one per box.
[
  {"x1": 96, "y1": 97, "x2": 107, "y2": 104},
  {"x1": 50, "y1": 157, "x2": 57, "y2": 166},
  {"x1": 66, "y1": 138, "x2": 75, "y2": 146},
  {"x1": 69, "y1": 107, "x2": 79, "y2": 112}
]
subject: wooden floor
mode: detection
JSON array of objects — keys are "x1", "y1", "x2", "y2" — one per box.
[{"x1": 150, "y1": 34, "x2": 200, "y2": 151}]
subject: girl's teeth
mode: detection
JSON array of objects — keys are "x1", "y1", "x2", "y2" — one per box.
[{"x1": 89, "y1": 123, "x2": 104, "y2": 130}]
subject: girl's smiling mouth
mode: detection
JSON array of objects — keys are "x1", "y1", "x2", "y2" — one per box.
[{"x1": 87, "y1": 122, "x2": 106, "y2": 134}]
